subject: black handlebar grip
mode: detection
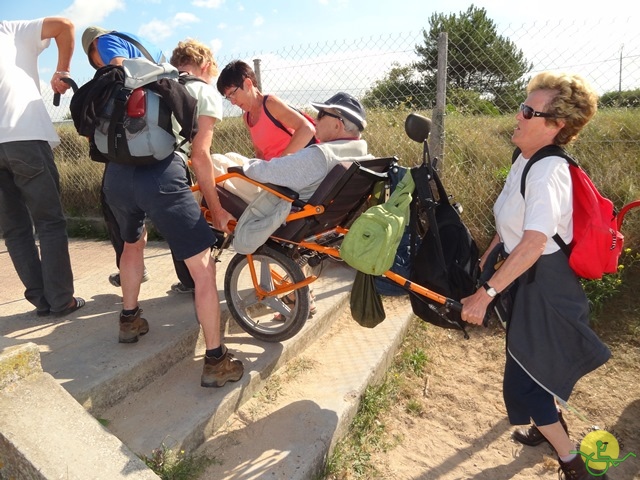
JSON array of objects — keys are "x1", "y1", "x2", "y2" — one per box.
[{"x1": 52, "y1": 77, "x2": 79, "y2": 106}]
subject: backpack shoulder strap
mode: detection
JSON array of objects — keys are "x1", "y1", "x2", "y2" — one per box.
[
  {"x1": 518, "y1": 145, "x2": 575, "y2": 198},
  {"x1": 110, "y1": 32, "x2": 165, "y2": 63},
  {"x1": 517, "y1": 144, "x2": 576, "y2": 256},
  {"x1": 178, "y1": 72, "x2": 207, "y2": 86},
  {"x1": 262, "y1": 94, "x2": 292, "y2": 136}
]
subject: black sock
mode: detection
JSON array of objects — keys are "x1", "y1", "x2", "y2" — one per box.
[
  {"x1": 122, "y1": 306, "x2": 139, "y2": 316},
  {"x1": 206, "y1": 346, "x2": 224, "y2": 359}
]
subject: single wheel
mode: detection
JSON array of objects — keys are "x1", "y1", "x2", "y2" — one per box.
[{"x1": 224, "y1": 244, "x2": 310, "y2": 342}]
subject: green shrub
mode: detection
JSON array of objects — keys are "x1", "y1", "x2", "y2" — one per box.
[{"x1": 600, "y1": 89, "x2": 640, "y2": 108}]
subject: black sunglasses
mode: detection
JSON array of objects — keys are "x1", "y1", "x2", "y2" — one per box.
[
  {"x1": 317, "y1": 110, "x2": 344, "y2": 123},
  {"x1": 519, "y1": 103, "x2": 562, "y2": 120}
]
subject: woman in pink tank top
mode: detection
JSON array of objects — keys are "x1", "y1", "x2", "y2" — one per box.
[{"x1": 217, "y1": 60, "x2": 315, "y2": 160}]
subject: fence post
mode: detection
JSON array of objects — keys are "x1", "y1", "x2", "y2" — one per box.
[
  {"x1": 430, "y1": 32, "x2": 448, "y2": 165},
  {"x1": 253, "y1": 58, "x2": 262, "y2": 92}
]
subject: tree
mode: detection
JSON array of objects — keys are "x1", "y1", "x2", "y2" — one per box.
[
  {"x1": 415, "y1": 5, "x2": 531, "y2": 112},
  {"x1": 362, "y1": 5, "x2": 531, "y2": 113},
  {"x1": 362, "y1": 63, "x2": 434, "y2": 110}
]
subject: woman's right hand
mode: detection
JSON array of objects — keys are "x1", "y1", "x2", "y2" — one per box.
[{"x1": 460, "y1": 289, "x2": 493, "y2": 325}]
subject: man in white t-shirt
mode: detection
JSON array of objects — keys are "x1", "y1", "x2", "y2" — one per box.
[{"x1": 0, "y1": 17, "x2": 84, "y2": 317}]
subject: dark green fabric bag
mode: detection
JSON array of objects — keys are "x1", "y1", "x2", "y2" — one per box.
[{"x1": 350, "y1": 270, "x2": 386, "y2": 328}]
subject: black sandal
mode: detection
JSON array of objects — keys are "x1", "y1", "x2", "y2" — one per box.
[{"x1": 52, "y1": 297, "x2": 86, "y2": 317}]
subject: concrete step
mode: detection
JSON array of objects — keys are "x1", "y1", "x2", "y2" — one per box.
[
  {"x1": 102, "y1": 258, "x2": 356, "y2": 457},
  {"x1": 0, "y1": 240, "x2": 210, "y2": 417},
  {"x1": 2, "y1": 237, "x2": 405, "y2": 477},
  {"x1": 194, "y1": 296, "x2": 414, "y2": 479},
  {"x1": 0, "y1": 368, "x2": 159, "y2": 480}
]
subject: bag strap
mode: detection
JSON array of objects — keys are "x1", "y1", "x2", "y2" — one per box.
[
  {"x1": 515, "y1": 145, "x2": 575, "y2": 256},
  {"x1": 262, "y1": 94, "x2": 290, "y2": 136},
  {"x1": 178, "y1": 72, "x2": 207, "y2": 85},
  {"x1": 411, "y1": 162, "x2": 448, "y2": 272},
  {"x1": 107, "y1": 86, "x2": 133, "y2": 160},
  {"x1": 262, "y1": 95, "x2": 318, "y2": 147},
  {"x1": 110, "y1": 32, "x2": 166, "y2": 64},
  {"x1": 385, "y1": 168, "x2": 414, "y2": 208}
]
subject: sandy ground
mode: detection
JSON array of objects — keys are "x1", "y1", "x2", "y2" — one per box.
[{"x1": 364, "y1": 317, "x2": 640, "y2": 480}]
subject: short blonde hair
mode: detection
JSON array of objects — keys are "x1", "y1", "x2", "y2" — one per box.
[
  {"x1": 527, "y1": 71, "x2": 598, "y2": 146},
  {"x1": 170, "y1": 38, "x2": 218, "y2": 78}
]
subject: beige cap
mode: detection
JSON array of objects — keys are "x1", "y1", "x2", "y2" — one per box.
[{"x1": 81, "y1": 26, "x2": 110, "y2": 55}]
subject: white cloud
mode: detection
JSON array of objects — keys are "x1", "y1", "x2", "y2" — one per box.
[
  {"x1": 253, "y1": 15, "x2": 264, "y2": 27},
  {"x1": 174, "y1": 12, "x2": 200, "y2": 26},
  {"x1": 61, "y1": 0, "x2": 125, "y2": 28},
  {"x1": 210, "y1": 38, "x2": 223, "y2": 55},
  {"x1": 139, "y1": 13, "x2": 200, "y2": 42},
  {"x1": 139, "y1": 19, "x2": 173, "y2": 42},
  {"x1": 220, "y1": 46, "x2": 418, "y2": 111},
  {"x1": 192, "y1": 0, "x2": 224, "y2": 8}
]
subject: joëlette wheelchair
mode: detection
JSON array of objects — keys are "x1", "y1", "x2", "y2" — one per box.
[{"x1": 196, "y1": 114, "x2": 463, "y2": 342}]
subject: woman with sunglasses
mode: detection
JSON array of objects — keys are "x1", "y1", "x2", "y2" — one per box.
[
  {"x1": 216, "y1": 60, "x2": 316, "y2": 160},
  {"x1": 460, "y1": 72, "x2": 610, "y2": 480}
]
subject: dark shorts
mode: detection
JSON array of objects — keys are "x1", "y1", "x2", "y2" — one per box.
[
  {"x1": 503, "y1": 353, "x2": 558, "y2": 426},
  {"x1": 103, "y1": 153, "x2": 214, "y2": 261}
]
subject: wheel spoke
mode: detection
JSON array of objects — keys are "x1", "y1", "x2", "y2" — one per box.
[
  {"x1": 224, "y1": 246, "x2": 311, "y2": 342},
  {"x1": 258, "y1": 257, "x2": 275, "y2": 290}
]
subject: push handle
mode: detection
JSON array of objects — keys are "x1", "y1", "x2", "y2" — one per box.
[
  {"x1": 445, "y1": 299, "x2": 463, "y2": 312},
  {"x1": 53, "y1": 77, "x2": 79, "y2": 106}
]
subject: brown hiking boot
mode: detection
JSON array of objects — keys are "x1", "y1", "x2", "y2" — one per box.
[
  {"x1": 201, "y1": 346, "x2": 244, "y2": 388},
  {"x1": 558, "y1": 454, "x2": 609, "y2": 479},
  {"x1": 513, "y1": 410, "x2": 569, "y2": 446},
  {"x1": 118, "y1": 308, "x2": 149, "y2": 343}
]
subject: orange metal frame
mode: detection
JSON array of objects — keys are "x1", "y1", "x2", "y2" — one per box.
[{"x1": 194, "y1": 171, "x2": 460, "y2": 309}]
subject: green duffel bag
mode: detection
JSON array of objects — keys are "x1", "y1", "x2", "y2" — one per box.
[{"x1": 341, "y1": 169, "x2": 414, "y2": 275}]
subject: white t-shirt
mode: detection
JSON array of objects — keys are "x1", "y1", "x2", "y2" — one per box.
[
  {"x1": 493, "y1": 153, "x2": 573, "y2": 255},
  {"x1": 0, "y1": 18, "x2": 60, "y2": 147},
  {"x1": 172, "y1": 79, "x2": 223, "y2": 149}
]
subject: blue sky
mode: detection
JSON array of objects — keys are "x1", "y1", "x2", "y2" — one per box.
[{"x1": 5, "y1": 0, "x2": 638, "y2": 85}]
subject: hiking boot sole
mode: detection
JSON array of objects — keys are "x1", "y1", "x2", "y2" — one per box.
[
  {"x1": 118, "y1": 325, "x2": 150, "y2": 344},
  {"x1": 201, "y1": 371, "x2": 243, "y2": 388}
]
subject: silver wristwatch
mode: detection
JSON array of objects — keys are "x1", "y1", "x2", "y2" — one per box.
[{"x1": 482, "y1": 282, "x2": 498, "y2": 298}]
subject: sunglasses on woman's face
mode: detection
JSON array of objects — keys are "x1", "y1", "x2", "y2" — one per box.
[{"x1": 519, "y1": 103, "x2": 559, "y2": 120}]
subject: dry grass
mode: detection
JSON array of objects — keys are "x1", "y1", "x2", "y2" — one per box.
[{"x1": 55, "y1": 107, "x2": 640, "y2": 249}]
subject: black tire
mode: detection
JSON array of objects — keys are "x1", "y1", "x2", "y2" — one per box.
[{"x1": 224, "y1": 245, "x2": 310, "y2": 342}]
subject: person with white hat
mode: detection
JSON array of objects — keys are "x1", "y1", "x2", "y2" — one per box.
[
  {"x1": 232, "y1": 92, "x2": 369, "y2": 252},
  {"x1": 242, "y1": 91, "x2": 368, "y2": 201}
]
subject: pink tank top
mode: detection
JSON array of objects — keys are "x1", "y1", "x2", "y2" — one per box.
[{"x1": 244, "y1": 104, "x2": 293, "y2": 160}]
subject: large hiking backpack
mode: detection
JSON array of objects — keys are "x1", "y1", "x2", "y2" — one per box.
[
  {"x1": 70, "y1": 58, "x2": 199, "y2": 166},
  {"x1": 408, "y1": 162, "x2": 480, "y2": 338},
  {"x1": 515, "y1": 145, "x2": 624, "y2": 279}
]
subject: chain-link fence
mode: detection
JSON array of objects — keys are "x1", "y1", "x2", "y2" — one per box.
[{"x1": 47, "y1": 17, "x2": 640, "y2": 248}]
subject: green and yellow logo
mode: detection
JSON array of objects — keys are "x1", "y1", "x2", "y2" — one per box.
[{"x1": 572, "y1": 428, "x2": 636, "y2": 476}]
